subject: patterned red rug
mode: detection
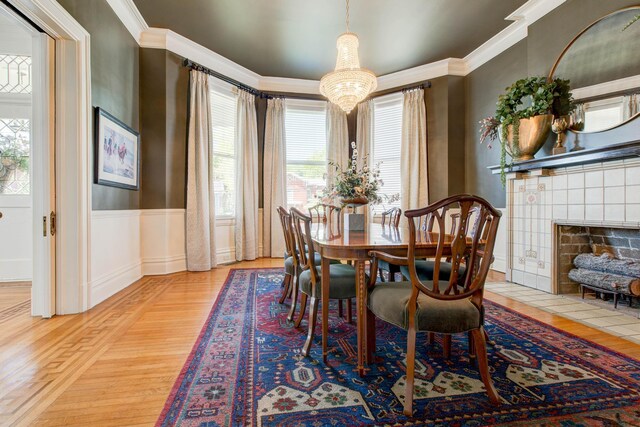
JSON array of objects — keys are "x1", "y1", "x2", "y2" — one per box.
[{"x1": 157, "y1": 268, "x2": 640, "y2": 426}]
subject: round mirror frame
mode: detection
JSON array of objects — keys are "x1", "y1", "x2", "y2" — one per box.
[{"x1": 548, "y1": 6, "x2": 640, "y2": 134}]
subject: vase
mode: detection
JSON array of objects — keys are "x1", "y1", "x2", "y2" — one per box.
[
  {"x1": 339, "y1": 196, "x2": 369, "y2": 207},
  {"x1": 501, "y1": 114, "x2": 553, "y2": 161}
]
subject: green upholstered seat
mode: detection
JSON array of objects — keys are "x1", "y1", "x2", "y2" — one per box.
[
  {"x1": 298, "y1": 264, "x2": 359, "y2": 300},
  {"x1": 400, "y1": 260, "x2": 466, "y2": 282},
  {"x1": 368, "y1": 281, "x2": 481, "y2": 334},
  {"x1": 285, "y1": 254, "x2": 339, "y2": 275}
]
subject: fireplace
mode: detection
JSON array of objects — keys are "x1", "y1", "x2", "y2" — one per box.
[
  {"x1": 555, "y1": 224, "x2": 640, "y2": 295},
  {"x1": 504, "y1": 157, "x2": 640, "y2": 294}
]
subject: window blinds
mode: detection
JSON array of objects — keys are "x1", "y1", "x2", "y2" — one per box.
[
  {"x1": 285, "y1": 100, "x2": 327, "y2": 210},
  {"x1": 210, "y1": 85, "x2": 237, "y2": 217},
  {"x1": 372, "y1": 95, "x2": 403, "y2": 213}
]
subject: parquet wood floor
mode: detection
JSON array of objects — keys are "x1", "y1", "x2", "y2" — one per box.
[{"x1": 0, "y1": 261, "x2": 638, "y2": 426}]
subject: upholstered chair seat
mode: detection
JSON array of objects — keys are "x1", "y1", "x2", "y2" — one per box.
[
  {"x1": 285, "y1": 254, "x2": 339, "y2": 276},
  {"x1": 299, "y1": 264, "x2": 361, "y2": 300},
  {"x1": 400, "y1": 260, "x2": 467, "y2": 282},
  {"x1": 368, "y1": 281, "x2": 481, "y2": 334}
]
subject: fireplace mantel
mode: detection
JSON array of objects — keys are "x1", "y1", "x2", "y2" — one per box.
[
  {"x1": 503, "y1": 155, "x2": 640, "y2": 293},
  {"x1": 489, "y1": 140, "x2": 640, "y2": 175}
]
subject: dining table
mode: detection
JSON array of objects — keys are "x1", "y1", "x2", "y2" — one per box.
[{"x1": 310, "y1": 220, "x2": 461, "y2": 377}]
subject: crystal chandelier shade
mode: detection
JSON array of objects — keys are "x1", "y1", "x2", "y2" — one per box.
[{"x1": 319, "y1": 3, "x2": 377, "y2": 113}]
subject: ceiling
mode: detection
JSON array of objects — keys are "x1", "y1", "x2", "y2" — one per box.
[{"x1": 132, "y1": 0, "x2": 528, "y2": 80}]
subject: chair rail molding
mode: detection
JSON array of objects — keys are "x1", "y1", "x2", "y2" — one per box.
[
  {"x1": 108, "y1": 0, "x2": 565, "y2": 94},
  {"x1": 7, "y1": 0, "x2": 93, "y2": 315}
]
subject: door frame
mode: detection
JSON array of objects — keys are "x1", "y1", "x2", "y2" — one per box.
[{"x1": 7, "y1": 0, "x2": 92, "y2": 314}]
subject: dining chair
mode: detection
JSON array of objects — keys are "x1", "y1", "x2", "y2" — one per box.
[
  {"x1": 277, "y1": 206, "x2": 295, "y2": 305},
  {"x1": 367, "y1": 194, "x2": 502, "y2": 416},
  {"x1": 377, "y1": 207, "x2": 402, "y2": 282},
  {"x1": 290, "y1": 207, "x2": 359, "y2": 356}
]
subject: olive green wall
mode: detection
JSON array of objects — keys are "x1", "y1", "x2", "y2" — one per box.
[
  {"x1": 465, "y1": 0, "x2": 640, "y2": 208},
  {"x1": 139, "y1": 49, "x2": 188, "y2": 209},
  {"x1": 58, "y1": 0, "x2": 140, "y2": 210}
]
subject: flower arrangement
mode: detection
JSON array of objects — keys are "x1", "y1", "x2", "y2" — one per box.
[
  {"x1": 322, "y1": 142, "x2": 399, "y2": 206},
  {"x1": 479, "y1": 76, "x2": 575, "y2": 184}
]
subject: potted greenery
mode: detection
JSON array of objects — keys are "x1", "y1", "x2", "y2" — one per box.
[{"x1": 479, "y1": 76, "x2": 575, "y2": 184}]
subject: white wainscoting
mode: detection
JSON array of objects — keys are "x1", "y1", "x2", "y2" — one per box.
[
  {"x1": 89, "y1": 210, "x2": 142, "y2": 308},
  {"x1": 140, "y1": 209, "x2": 186, "y2": 275},
  {"x1": 88, "y1": 208, "x2": 264, "y2": 308},
  {"x1": 0, "y1": 200, "x2": 32, "y2": 282},
  {"x1": 493, "y1": 208, "x2": 507, "y2": 273}
]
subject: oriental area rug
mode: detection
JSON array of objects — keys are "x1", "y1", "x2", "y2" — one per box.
[{"x1": 157, "y1": 268, "x2": 640, "y2": 427}]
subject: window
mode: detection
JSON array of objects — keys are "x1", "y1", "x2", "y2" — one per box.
[
  {"x1": 0, "y1": 54, "x2": 32, "y2": 94},
  {"x1": 210, "y1": 82, "x2": 237, "y2": 217},
  {"x1": 285, "y1": 100, "x2": 327, "y2": 210},
  {"x1": 583, "y1": 97, "x2": 624, "y2": 132},
  {"x1": 0, "y1": 118, "x2": 30, "y2": 195},
  {"x1": 372, "y1": 94, "x2": 403, "y2": 213}
]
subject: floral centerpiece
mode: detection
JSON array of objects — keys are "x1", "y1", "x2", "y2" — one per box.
[{"x1": 322, "y1": 142, "x2": 399, "y2": 207}]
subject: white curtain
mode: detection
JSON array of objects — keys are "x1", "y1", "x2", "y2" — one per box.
[
  {"x1": 623, "y1": 93, "x2": 640, "y2": 120},
  {"x1": 571, "y1": 102, "x2": 585, "y2": 127},
  {"x1": 400, "y1": 88, "x2": 429, "y2": 212},
  {"x1": 326, "y1": 102, "x2": 349, "y2": 188},
  {"x1": 263, "y1": 98, "x2": 287, "y2": 258},
  {"x1": 186, "y1": 70, "x2": 217, "y2": 271},
  {"x1": 235, "y1": 89, "x2": 259, "y2": 261},
  {"x1": 355, "y1": 100, "x2": 372, "y2": 171}
]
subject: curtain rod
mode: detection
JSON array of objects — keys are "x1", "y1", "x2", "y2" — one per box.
[
  {"x1": 184, "y1": 59, "x2": 321, "y2": 101},
  {"x1": 184, "y1": 59, "x2": 431, "y2": 103}
]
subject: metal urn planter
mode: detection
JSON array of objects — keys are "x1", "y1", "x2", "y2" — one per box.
[{"x1": 501, "y1": 114, "x2": 553, "y2": 161}]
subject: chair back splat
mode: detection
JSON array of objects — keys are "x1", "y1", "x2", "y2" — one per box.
[
  {"x1": 381, "y1": 207, "x2": 402, "y2": 227},
  {"x1": 291, "y1": 207, "x2": 319, "y2": 283},
  {"x1": 277, "y1": 206, "x2": 294, "y2": 257},
  {"x1": 405, "y1": 194, "x2": 501, "y2": 306}
]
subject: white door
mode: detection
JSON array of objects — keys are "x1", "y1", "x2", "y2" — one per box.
[{"x1": 31, "y1": 32, "x2": 56, "y2": 317}]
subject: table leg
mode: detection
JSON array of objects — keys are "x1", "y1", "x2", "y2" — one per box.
[
  {"x1": 321, "y1": 255, "x2": 330, "y2": 363},
  {"x1": 355, "y1": 259, "x2": 367, "y2": 377}
]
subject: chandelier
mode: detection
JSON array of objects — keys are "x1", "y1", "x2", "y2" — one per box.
[{"x1": 319, "y1": 0, "x2": 377, "y2": 114}]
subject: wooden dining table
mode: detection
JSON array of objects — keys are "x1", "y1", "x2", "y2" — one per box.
[{"x1": 310, "y1": 220, "x2": 459, "y2": 376}]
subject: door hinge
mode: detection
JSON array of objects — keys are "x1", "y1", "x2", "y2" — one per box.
[
  {"x1": 50, "y1": 211, "x2": 56, "y2": 236},
  {"x1": 43, "y1": 216, "x2": 47, "y2": 237}
]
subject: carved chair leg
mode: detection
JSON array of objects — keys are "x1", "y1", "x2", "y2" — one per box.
[
  {"x1": 302, "y1": 296, "x2": 319, "y2": 357},
  {"x1": 468, "y1": 331, "x2": 476, "y2": 363},
  {"x1": 294, "y1": 293, "x2": 308, "y2": 328},
  {"x1": 471, "y1": 327, "x2": 500, "y2": 405},
  {"x1": 338, "y1": 300, "x2": 344, "y2": 318},
  {"x1": 443, "y1": 334, "x2": 451, "y2": 359},
  {"x1": 287, "y1": 275, "x2": 300, "y2": 322},
  {"x1": 428, "y1": 332, "x2": 435, "y2": 344},
  {"x1": 483, "y1": 328, "x2": 495, "y2": 346},
  {"x1": 278, "y1": 274, "x2": 292, "y2": 304},
  {"x1": 347, "y1": 299, "x2": 353, "y2": 324},
  {"x1": 404, "y1": 326, "x2": 417, "y2": 417}
]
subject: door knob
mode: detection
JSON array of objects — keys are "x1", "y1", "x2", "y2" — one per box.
[{"x1": 0, "y1": 211, "x2": 3, "y2": 219}]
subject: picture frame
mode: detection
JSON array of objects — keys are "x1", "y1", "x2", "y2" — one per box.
[{"x1": 94, "y1": 107, "x2": 140, "y2": 190}]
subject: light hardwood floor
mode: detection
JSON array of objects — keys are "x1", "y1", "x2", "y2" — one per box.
[{"x1": 0, "y1": 260, "x2": 638, "y2": 426}]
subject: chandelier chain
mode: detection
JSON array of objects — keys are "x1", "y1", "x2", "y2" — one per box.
[{"x1": 346, "y1": 0, "x2": 350, "y2": 31}]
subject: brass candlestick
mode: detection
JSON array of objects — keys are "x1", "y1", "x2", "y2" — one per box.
[{"x1": 551, "y1": 117, "x2": 569, "y2": 155}]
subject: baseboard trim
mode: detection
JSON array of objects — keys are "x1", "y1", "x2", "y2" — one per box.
[
  {"x1": 89, "y1": 261, "x2": 143, "y2": 308},
  {"x1": 142, "y1": 254, "x2": 187, "y2": 276}
]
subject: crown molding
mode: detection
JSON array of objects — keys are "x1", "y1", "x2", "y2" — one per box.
[
  {"x1": 376, "y1": 58, "x2": 468, "y2": 91},
  {"x1": 140, "y1": 28, "x2": 261, "y2": 88},
  {"x1": 571, "y1": 74, "x2": 640, "y2": 100},
  {"x1": 111, "y1": 0, "x2": 565, "y2": 94},
  {"x1": 258, "y1": 76, "x2": 321, "y2": 95},
  {"x1": 105, "y1": 0, "x2": 148, "y2": 43}
]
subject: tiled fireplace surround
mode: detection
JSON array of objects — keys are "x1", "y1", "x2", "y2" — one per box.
[{"x1": 505, "y1": 158, "x2": 640, "y2": 294}]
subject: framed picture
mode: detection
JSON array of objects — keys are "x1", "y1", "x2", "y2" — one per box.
[{"x1": 94, "y1": 107, "x2": 140, "y2": 190}]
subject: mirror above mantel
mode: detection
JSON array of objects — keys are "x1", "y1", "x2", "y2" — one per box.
[{"x1": 549, "y1": 6, "x2": 640, "y2": 134}]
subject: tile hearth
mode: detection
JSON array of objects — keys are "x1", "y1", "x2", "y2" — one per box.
[{"x1": 486, "y1": 282, "x2": 640, "y2": 345}]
